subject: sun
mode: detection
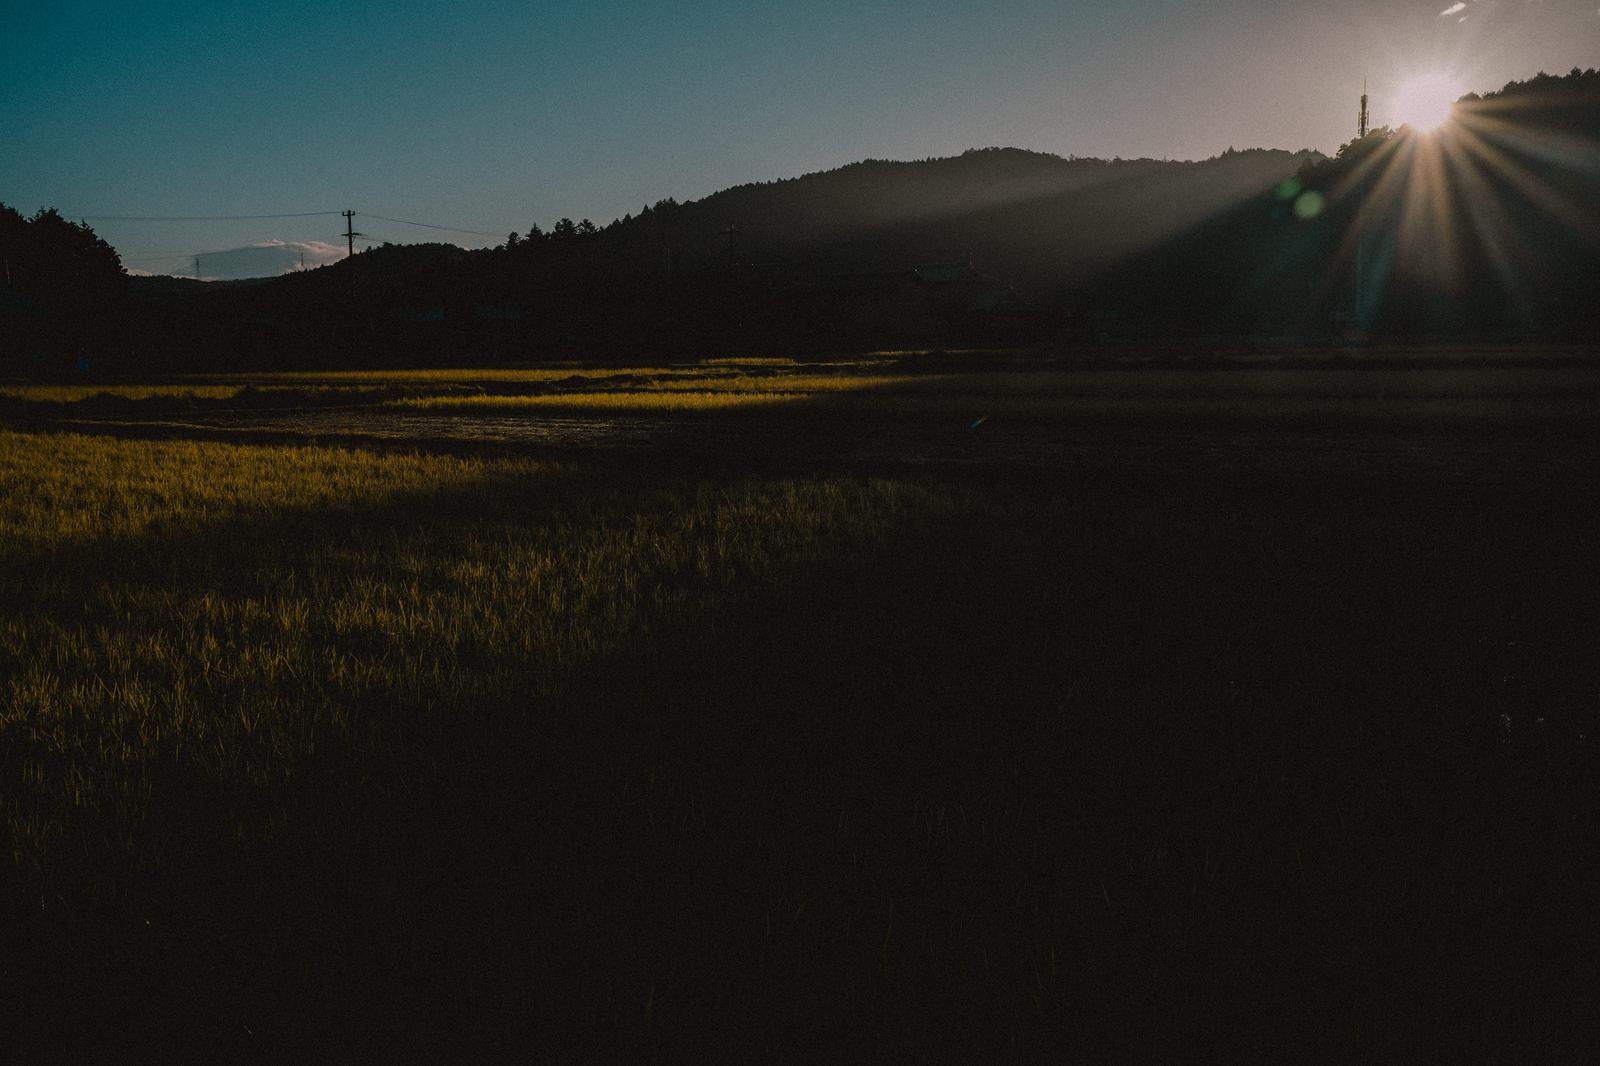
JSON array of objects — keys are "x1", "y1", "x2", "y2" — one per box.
[{"x1": 1392, "y1": 74, "x2": 1463, "y2": 133}]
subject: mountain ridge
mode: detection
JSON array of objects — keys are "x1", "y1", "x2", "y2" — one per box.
[{"x1": 7, "y1": 67, "x2": 1595, "y2": 368}]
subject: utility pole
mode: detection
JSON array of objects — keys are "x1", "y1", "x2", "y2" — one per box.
[{"x1": 342, "y1": 210, "x2": 364, "y2": 258}]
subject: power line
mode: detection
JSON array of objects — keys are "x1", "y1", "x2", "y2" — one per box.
[
  {"x1": 356, "y1": 212, "x2": 500, "y2": 237},
  {"x1": 75, "y1": 206, "x2": 503, "y2": 268},
  {"x1": 61, "y1": 208, "x2": 499, "y2": 236},
  {"x1": 70, "y1": 211, "x2": 343, "y2": 222}
]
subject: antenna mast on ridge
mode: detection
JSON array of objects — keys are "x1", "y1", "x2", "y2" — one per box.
[{"x1": 1352, "y1": 80, "x2": 1371, "y2": 332}]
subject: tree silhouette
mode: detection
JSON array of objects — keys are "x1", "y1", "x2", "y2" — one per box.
[{"x1": 0, "y1": 204, "x2": 127, "y2": 366}]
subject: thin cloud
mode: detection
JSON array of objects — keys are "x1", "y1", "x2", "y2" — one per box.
[
  {"x1": 139, "y1": 240, "x2": 351, "y2": 281},
  {"x1": 250, "y1": 239, "x2": 345, "y2": 262}
]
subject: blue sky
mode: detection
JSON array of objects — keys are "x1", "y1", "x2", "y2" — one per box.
[{"x1": 3, "y1": 0, "x2": 1596, "y2": 273}]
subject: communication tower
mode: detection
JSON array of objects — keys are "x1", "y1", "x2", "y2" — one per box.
[{"x1": 1352, "y1": 80, "x2": 1371, "y2": 332}]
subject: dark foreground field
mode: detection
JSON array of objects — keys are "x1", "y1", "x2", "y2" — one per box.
[{"x1": 4, "y1": 355, "x2": 1600, "y2": 1061}]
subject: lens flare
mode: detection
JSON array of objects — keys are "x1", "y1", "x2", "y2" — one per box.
[
  {"x1": 1393, "y1": 75, "x2": 1462, "y2": 133},
  {"x1": 1293, "y1": 190, "x2": 1326, "y2": 220}
]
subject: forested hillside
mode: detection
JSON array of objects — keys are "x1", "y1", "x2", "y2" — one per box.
[
  {"x1": 5, "y1": 69, "x2": 1598, "y2": 371},
  {"x1": 110, "y1": 148, "x2": 1315, "y2": 368}
]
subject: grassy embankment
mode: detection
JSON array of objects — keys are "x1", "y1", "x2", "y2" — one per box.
[{"x1": 5, "y1": 370, "x2": 1600, "y2": 1058}]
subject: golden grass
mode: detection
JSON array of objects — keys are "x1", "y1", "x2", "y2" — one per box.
[
  {"x1": 380, "y1": 372, "x2": 928, "y2": 413},
  {"x1": 369, "y1": 366, "x2": 1600, "y2": 423},
  {"x1": 0, "y1": 429, "x2": 512, "y2": 549},
  {"x1": 200, "y1": 367, "x2": 712, "y2": 385},
  {"x1": 191, "y1": 364, "x2": 909, "y2": 390},
  {"x1": 646, "y1": 373, "x2": 914, "y2": 392},
  {"x1": 13, "y1": 367, "x2": 1598, "y2": 412},
  {"x1": 13, "y1": 362, "x2": 1598, "y2": 432},
  {"x1": 385, "y1": 391, "x2": 812, "y2": 413},
  {"x1": 0, "y1": 429, "x2": 940, "y2": 888}
]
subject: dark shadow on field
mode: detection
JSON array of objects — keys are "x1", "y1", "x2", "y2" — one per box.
[
  {"x1": 7, "y1": 434, "x2": 1600, "y2": 1061},
  {"x1": 531, "y1": 471, "x2": 1600, "y2": 1062}
]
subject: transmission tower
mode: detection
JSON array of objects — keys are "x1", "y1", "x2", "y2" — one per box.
[{"x1": 1353, "y1": 81, "x2": 1370, "y2": 331}]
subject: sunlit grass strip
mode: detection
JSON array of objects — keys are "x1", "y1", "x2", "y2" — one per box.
[
  {"x1": 386, "y1": 391, "x2": 813, "y2": 413},
  {"x1": 198, "y1": 367, "x2": 737, "y2": 385},
  {"x1": 0, "y1": 429, "x2": 943, "y2": 889},
  {"x1": 0, "y1": 429, "x2": 525, "y2": 549},
  {"x1": 646, "y1": 374, "x2": 916, "y2": 392},
  {"x1": 14, "y1": 367, "x2": 1599, "y2": 409},
  {"x1": 192, "y1": 366, "x2": 914, "y2": 390},
  {"x1": 376, "y1": 369, "x2": 1600, "y2": 422}
]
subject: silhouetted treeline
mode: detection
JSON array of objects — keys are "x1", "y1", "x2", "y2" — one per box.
[
  {"x1": 0, "y1": 206, "x2": 127, "y2": 372},
  {"x1": 7, "y1": 69, "x2": 1599, "y2": 372},
  {"x1": 106, "y1": 148, "x2": 1317, "y2": 371}
]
